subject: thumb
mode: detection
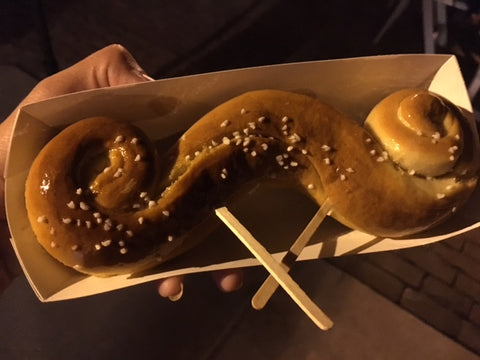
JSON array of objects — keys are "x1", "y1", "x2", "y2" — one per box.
[{"x1": 27, "y1": 44, "x2": 153, "y2": 103}]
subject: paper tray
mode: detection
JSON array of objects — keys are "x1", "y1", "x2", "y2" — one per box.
[{"x1": 6, "y1": 54, "x2": 480, "y2": 302}]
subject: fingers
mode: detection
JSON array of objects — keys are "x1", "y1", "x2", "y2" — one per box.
[
  {"x1": 29, "y1": 44, "x2": 153, "y2": 104},
  {"x1": 157, "y1": 276, "x2": 185, "y2": 301},
  {"x1": 157, "y1": 268, "x2": 244, "y2": 302},
  {"x1": 212, "y1": 268, "x2": 244, "y2": 293}
]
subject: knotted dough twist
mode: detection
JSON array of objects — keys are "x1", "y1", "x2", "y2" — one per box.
[{"x1": 25, "y1": 89, "x2": 480, "y2": 276}]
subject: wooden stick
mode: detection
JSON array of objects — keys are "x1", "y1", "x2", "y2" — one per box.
[
  {"x1": 216, "y1": 207, "x2": 334, "y2": 330},
  {"x1": 251, "y1": 199, "x2": 332, "y2": 310}
]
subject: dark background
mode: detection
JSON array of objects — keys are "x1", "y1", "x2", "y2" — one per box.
[{"x1": 1, "y1": 1, "x2": 480, "y2": 358}]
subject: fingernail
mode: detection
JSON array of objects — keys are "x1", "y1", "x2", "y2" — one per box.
[
  {"x1": 168, "y1": 283, "x2": 183, "y2": 302},
  {"x1": 115, "y1": 44, "x2": 154, "y2": 81},
  {"x1": 140, "y1": 73, "x2": 155, "y2": 81}
]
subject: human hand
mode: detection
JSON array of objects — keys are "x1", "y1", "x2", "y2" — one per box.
[{"x1": 0, "y1": 44, "x2": 243, "y2": 298}]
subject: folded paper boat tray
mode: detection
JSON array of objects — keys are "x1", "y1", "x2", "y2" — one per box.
[{"x1": 6, "y1": 54, "x2": 480, "y2": 302}]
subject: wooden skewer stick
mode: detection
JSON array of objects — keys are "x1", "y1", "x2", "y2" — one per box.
[
  {"x1": 251, "y1": 199, "x2": 332, "y2": 310},
  {"x1": 215, "y1": 207, "x2": 334, "y2": 331}
]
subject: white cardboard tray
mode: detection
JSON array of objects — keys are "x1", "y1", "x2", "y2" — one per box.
[{"x1": 6, "y1": 54, "x2": 480, "y2": 301}]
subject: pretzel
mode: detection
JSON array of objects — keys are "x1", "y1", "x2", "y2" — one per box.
[{"x1": 25, "y1": 89, "x2": 480, "y2": 276}]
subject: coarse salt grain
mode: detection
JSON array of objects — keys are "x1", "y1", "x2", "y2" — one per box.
[
  {"x1": 289, "y1": 133, "x2": 302, "y2": 144},
  {"x1": 113, "y1": 168, "x2": 123, "y2": 178},
  {"x1": 79, "y1": 202, "x2": 90, "y2": 211},
  {"x1": 37, "y1": 215, "x2": 47, "y2": 223},
  {"x1": 101, "y1": 239, "x2": 112, "y2": 247},
  {"x1": 448, "y1": 145, "x2": 458, "y2": 153}
]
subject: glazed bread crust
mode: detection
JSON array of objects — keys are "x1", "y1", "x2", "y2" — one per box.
[{"x1": 25, "y1": 89, "x2": 480, "y2": 276}]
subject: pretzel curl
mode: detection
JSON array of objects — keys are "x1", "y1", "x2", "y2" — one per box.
[{"x1": 25, "y1": 89, "x2": 480, "y2": 275}]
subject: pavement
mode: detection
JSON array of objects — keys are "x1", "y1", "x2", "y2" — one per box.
[{"x1": 1, "y1": 1, "x2": 480, "y2": 359}]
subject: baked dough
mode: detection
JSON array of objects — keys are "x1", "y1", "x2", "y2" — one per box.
[{"x1": 25, "y1": 89, "x2": 480, "y2": 276}]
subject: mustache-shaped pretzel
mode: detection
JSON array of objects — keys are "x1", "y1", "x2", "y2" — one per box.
[{"x1": 25, "y1": 89, "x2": 480, "y2": 276}]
